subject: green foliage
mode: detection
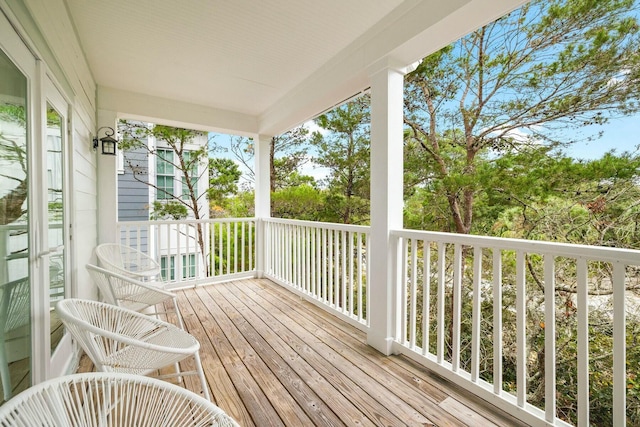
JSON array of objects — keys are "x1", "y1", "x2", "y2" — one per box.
[
  {"x1": 404, "y1": 0, "x2": 640, "y2": 234},
  {"x1": 271, "y1": 127, "x2": 311, "y2": 192},
  {"x1": 271, "y1": 185, "x2": 325, "y2": 220},
  {"x1": 208, "y1": 157, "x2": 241, "y2": 208},
  {"x1": 313, "y1": 96, "x2": 371, "y2": 224},
  {"x1": 149, "y1": 200, "x2": 188, "y2": 220},
  {"x1": 219, "y1": 190, "x2": 254, "y2": 218}
]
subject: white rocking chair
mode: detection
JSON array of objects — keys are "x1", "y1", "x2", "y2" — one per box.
[
  {"x1": 56, "y1": 298, "x2": 210, "y2": 401},
  {"x1": 86, "y1": 264, "x2": 184, "y2": 329},
  {"x1": 0, "y1": 372, "x2": 239, "y2": 426}
]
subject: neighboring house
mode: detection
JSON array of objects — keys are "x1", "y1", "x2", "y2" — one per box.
[{"x1": 117, "y1": 128, "x2": 209, "y2": 282}]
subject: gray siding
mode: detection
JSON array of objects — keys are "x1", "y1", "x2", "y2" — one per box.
[{"x1": 118, "y1": 147, "x2": 149, "y2": 221}]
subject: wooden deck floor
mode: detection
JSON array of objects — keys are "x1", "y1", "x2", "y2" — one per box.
[{"x1": 81, "y1": 278, "x2": 528, "y2": 426}]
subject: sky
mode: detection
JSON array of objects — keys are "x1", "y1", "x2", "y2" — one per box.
[{"x1": 563, "y1": 114, "x2": 640, "y2": 159}]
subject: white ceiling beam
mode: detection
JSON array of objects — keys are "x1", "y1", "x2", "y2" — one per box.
[{"x1": 98, "y1": 86, "x2": 258, "y2": 136}]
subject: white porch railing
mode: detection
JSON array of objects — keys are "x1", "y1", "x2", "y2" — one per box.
[
  {"x1": 392, "y1": 229, "x2": 640, "y2": 427},
  {"x1": 115, "y1": 217, "x2": 640, "y2": 426},
  {"x1": 263, "y1": 218, "x2": 370, "y2": 330},
  {"x1": 117, "y1": 218, "x2": 256, "y2": 287}
]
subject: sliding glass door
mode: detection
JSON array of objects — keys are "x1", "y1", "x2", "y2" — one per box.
[
  {"x1": 0, "y1": 12, "x2": 73, "y2": 402},
  {"x1": 0, "y1": 41, "x2": 32, "y2": 403}
]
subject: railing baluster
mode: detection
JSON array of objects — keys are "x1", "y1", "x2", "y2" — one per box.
[
  {"x1": 401, "y1": 238, "x2": 408, "y2": 345},
  {"x1": 423, "y1": 240, "x2": 431, "y2": 357},
  {"x1": 308, "y1": 227, "x2": 312, "y2": 294},
  {"x1": 340, "y1": 230, "x2": 348, "y2": 313},
  {"x1": 323, "y1": 228, "x2": 328, "y2": 302},
  {"x1": 240, "y1": 221, "x2": 245, "y2": 273},
  {"x1": 452, "y1": 243, "x2": 462, "y2": 372},
  {"x1": 226, "y1": 222, "x2": 231, "y2": 276},
  {"x1": 365, "y1": 232, "x2": 371, "y2": 326},
  {"x1": 333, "y1": 230, "x2": 340, "y2": 310},
  {"x1": 544, "y1": 255, "x2": 556, "y2": 423},
  {"x1": 328, "y1": 229, "x2": 334, "y2": 304},
  {"x1": 516, "y1": 250, "x2": 526, "y2": 407},
  {"x1": 493, "y1": 248, "x2": 503, "y2": 396},
  {"x1": 299, "y1": 226, "x2": 304, "y2": 292},
  {"x1": 613, "y1": 262, "x2": 626, "y2": 427},
  {"x1": 410, "y1": 239, "x2": 418, "y2": 350},
  {"x1": 217, "y1": 222, "x2": 223, "y2": 275},
  {"x1": 316, "y1": 228, "x2": 321, "y2": 299},
  {"x1": 577, "y1": 257, "x2": 589, "y2": 426},
  {"x1": 247, "y1": 221, "x2": 252, "y2": 271},
  {"x1": 299, "y1": 225, "x2": 303, "y2": 289},
  {"x1": 349, "y1": 231, "x2": 354, "y2": 316},
  {"x1": 437, "y1": 242, "x2": 446, "y2": 364},
  {"x1": 471, "y1": 246, "x2": 482, "y2": 382},
  {"x1": 310, "y1": 227, "x2": 316, "y2": 296},
  {"x1": 357, "y1": 232, "x2": 363, "y2": 322},
  {"x1": 288, "y1": 224, "x2": 292, "y2": 285},
  {"x1": 293, "y1": 225, "x2": 298, "y2": 287},
  {"x1": 233, "y1": 221, "x2": 238, "y2": 274}
]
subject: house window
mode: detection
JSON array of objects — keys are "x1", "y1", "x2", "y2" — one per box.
[
  {"x1": 182, "y1": 253, "x2": 196, "y2": 279},
  {"x1": 160, "y1": 255, "x2": 175, "y2": 281},
  {"x1": 156, "y1": 149, "x2": 174, "y2": 200},
  {"x1": 181, "y1": 151, "x2": 198, "y2": 200}
]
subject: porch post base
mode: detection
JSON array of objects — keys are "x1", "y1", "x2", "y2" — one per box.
[{"x1": 366, "y1": 335, "x2": 395, "y2": 356}]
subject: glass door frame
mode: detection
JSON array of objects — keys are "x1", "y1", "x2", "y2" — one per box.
[
  {"x1": 44, "y1": 76, "x2": 72, "y2": 379},
  {"x1": 0, "y1": 9, "x2": 39, "y2": 394},
  {"x1": 0, "y1": 9, "x2": 75, "y2": 390}
]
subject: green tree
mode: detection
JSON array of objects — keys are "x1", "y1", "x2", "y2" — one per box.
[
  {"x1": 229, "y1": 126, "x2": 316, "y2": 217},
  {"x1": 208, "y1": 157, "x2": 241, "y2": 216},
  {"x1": 271, "y1": 185, "x2": 325, "y2": 220},
  {"x1": 119, "y1": 121, "x2": 211, "y2": 271},
  {"x1": 313, "y1": 96, "x2": 371, "y2": 224},
  {"x1": 404, "y1": 0, "x2": 640, "y2": 235},
  {"x1": 492, "y1": 150, "x2": 640, "y2": 249}
]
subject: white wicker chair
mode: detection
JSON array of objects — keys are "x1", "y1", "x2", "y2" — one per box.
[
  {"x1": 56, "y1": 299, "x2": 210, "y2": 401},
  {"x1": 0, "y1": 372, "x2": 239, "y2": 426},
  {"x1": 95, "y1": 243, "x2": 162, "y2": 282},
  {"x1": 0, "y1": 277, "x2": 30, "y2": 400},
  {"x1": 86, "y1": 264, "x2": 184, "y2": 329}
]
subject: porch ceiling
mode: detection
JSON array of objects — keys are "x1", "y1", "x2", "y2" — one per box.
[{"x1": 63, "y1": 0, "x2": 527, "y2": 135}]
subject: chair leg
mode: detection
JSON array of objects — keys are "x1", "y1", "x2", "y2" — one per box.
[
  {"x1": 172, "y1": 297, "x2": 185, "y2": 383},
  {"x1": 172, "y1": 297, "x2": 185, "y2": 330},
  {"x1": 193, "y1": 351, "x2": 210, "y2": 401},
  {"x1": 0, "y1": 338, "x2": 12, "y2": 400}
]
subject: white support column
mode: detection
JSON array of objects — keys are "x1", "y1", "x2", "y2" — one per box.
[
  {"x1": 367, "y1": 58, "x2": 407, "y2": 355},
  {"x1": 254, "y1": 134, "x2": 272, "y2": 278},
  {"x1": 96, "y1": 109, "x2": 119, "y2": 244}
]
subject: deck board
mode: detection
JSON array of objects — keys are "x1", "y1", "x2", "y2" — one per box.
[{"x1": 79, "y1": 278, "x2": 529, "y2": 427}]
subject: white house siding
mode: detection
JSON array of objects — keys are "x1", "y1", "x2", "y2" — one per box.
[{"x1": 3, "y1": 1, "x2": 99, "y2": 297}]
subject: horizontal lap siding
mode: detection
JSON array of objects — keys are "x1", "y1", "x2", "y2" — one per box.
[{"x1": 118, "y1": 148, "x2": 149, "y2": 222}]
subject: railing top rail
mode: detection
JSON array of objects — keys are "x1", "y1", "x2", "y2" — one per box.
[
  {"x1": 392, "y1": 228, "x2": 640, "y2": 264},
  {"x1": 117, "y1": 217, "x2": 256, "y2": 227},
  {"x1": 263, "y1": 217, "x2": 370, "y2": 233}
]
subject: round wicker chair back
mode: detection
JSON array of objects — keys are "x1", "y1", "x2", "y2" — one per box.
[{"x1": 0, "y1": 373, "x2": 238, "y2": 426}]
